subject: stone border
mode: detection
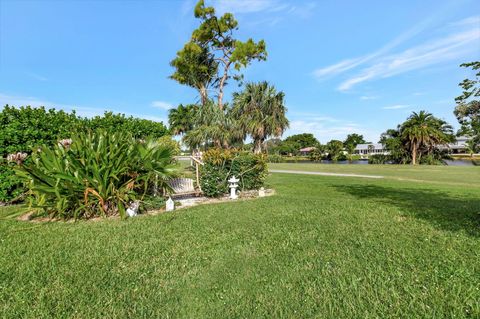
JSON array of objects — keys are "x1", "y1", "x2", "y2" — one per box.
[{"x1": 16, "y1": 189, "x2": 276, "y2": 222}]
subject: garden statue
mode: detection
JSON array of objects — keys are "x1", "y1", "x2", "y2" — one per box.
[
  {"x1": 166, "y1": 197, "x2": 175, "y2": 211},
  {"x1": 127, "y1": 201, "x2": 140, "y2": 217},
  {"x1": 228, "y1": 176, "x2": 239, "y2": 199}
]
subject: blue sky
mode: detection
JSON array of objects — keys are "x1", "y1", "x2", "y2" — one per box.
[{"x1": 0, "y1": 0, "x2": 479, "y2": 143}]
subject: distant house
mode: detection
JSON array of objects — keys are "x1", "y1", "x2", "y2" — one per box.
[
  {"x1": 354, "y1": 143, "x2": 389, "y2": 156},
  {"x1": 353, "y1": 137, "x2": 471, "y2": 157},
  {"x1": 299, "y1": 147, "x2": 316, "y2": 156},
  {"x1": 438, "y1": 136, "x2": 470, "y2": 154}
]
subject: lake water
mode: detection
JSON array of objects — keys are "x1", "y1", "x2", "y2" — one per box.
[{"x1": 443, "y1": 159, "x2": 477, "y2": 166}]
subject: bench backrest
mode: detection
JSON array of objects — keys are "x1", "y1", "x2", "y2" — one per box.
[{"x1": 168, "y1": 178, "x2": 195, "y2": 194}]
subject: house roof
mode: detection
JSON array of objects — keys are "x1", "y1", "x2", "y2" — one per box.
[
  {"x1": 299, "y1": 147, "x2": 316, "y2": 152},
  {"x1": 354, "y1": 143, "x2": 384, "y2": 150}
]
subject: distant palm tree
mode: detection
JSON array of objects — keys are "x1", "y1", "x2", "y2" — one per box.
[
  {"x1": 400, "y1": 111, "x2": 453, "y2": 165},
  {"x1": 168, "y1": 104, "x2": 198, "y2": 136},
  {"x1": 465, "y1": 139, "x2": 478, "y2": 158},
  {"x1": 232, "y1": 82, "x2": 289, "y2": 154},
  {"x1": 367, "y1": 144, "x2": 375, "y2": 154},
  {"x1": 326, "y1": 140, "x2": 344, "y2": 161}
]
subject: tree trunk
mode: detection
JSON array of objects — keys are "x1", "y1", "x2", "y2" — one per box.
[
  {"x1": 199, "y1": 86, "x2": 208, "y2": 106},
  {"x1": 217, "y1": 62, "x2": 231, "y2": 110},
  {"x1": 412, "y1": 143, "x2": 417, "y2": 165},
  {"x1": 253, "y1": 139, "x2": 263, "y2": 154},
  {"x1": 218, "y1": 90, "x2": 224, "y2": 110}
]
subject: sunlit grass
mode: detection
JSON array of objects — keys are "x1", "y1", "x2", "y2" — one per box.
[
  {"x1": 269, "y1": 163, "x2": 480, "y2": 186},
  {"x1": 0, "y1": 169, "x2": 479, "y2": 318}
]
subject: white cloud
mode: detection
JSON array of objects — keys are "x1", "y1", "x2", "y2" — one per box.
[
  {"x1": 313, "y1": 9, "x2": 442, "y2": 80},
  {"x1": 337, "y1": 26, "x2": 479, "y2": 91},
  {"x1": 448, "y1": 15, "x2": 480, "y2": 27},
  {"x1": 211, "y1": 0, "x2": 316, "y2": 23},
  {"x1": 382, "y1": 104, "x2": 409, "y2": 110},
  {"x1": 360, "y1": 95, "x2": 378, "y2": 100},
  {"x1": 312, "y1": 13, "x2": 480, "y2": 91},
  {"x1": 151, "y1": 100, "x2": 174, "y2": 110},
  {"x1": 313, "y1": 58, "x2": 364, "y2": 79}
]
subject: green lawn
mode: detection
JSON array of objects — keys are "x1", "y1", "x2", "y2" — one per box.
[
  {"x1": 270, "y1": 162, "x2": 480, "y2": 186},
  {"x1": 1, "y1": 166, "x2": 479, "y2": 318}
]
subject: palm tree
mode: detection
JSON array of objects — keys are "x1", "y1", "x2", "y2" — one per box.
[
  {"x1": 400, "y1": 111, "x2": 454, "y2": 165},
  {"x1": 465, "y1": 139, "x2": 478, "y2": 158},
  {"x1": 232, "y1": 81, "x2": 289, "y2": 154},
  {"x1": 326, "y1": 140, "x2": 344, "y2": 161},
  {"x1": 168, "y1": 104, "x2": 198, "y2": 136},
  {"x1": 367, "y1": 144, "x2": 375, "y2": 154},
  {"x1": 183, "y1": 100, "x2": 243, "y2": 149}
]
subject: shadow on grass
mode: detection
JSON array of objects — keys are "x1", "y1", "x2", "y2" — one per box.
[{"x1": 332, "y1": 184, "x2": 480, "y2": 237}]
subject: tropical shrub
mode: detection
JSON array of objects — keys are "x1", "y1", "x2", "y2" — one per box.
[
  {"x1": 157, "y1": 135, "x2": 181, "y2": 156},
  {"x1": 200, "y1": 149, "x2": 267, "y2": 197},
  {"x1": 267, "y1": 154, "x2": 284, "y2": 163},
  {"x1": 309, "y1": 149, "x2": 323, "y2": 162},
  {"x1": 13, "y1": 131, "x2": 176, "y2": 219},
  {"x1": 0, "y1": 105, "x2": 83, "y2": 202},
  {"x1": 368, "y1": 154, "x2": 391, "y2": 164},
  {"x1": 419, "y1": 151, "x2": 452, "y2": 165},
  {"x1": 347, "y1": 154, "x2": 362, "y2": 161},
  {"x1": 325, "y1": 140, "x2": 344, "y2": 160},
  {"x1": 335, "y1": 153, "x2": 348, "y2": 161},
  {"x1": 282, "y1": 156, "x2": 310, "y2": 163},
  {"x1": 0, "y1": 106, "x2": 169, "y2": 202}
]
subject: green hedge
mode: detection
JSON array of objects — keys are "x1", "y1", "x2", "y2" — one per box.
[{"x1": 200, "y1": 149, "x2": 267, "y2": 197}]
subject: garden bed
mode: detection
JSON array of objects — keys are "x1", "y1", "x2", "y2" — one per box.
[{"x1": 12, "y1": 189, "x2": 276, "y2": 222}]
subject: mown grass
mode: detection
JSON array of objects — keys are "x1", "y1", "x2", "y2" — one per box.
[
  {"x1": 0, "y1": 168, "x2": 479, "y2": 318},
  {"x1": 269, "y1": 162, "x2": 480, "y2": 186}
]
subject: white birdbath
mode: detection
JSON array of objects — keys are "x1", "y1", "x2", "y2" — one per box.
[{"x1": 228, "y1": 176, "x2": 239, "y2": 199}]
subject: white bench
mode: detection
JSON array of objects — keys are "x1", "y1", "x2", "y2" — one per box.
[{"x1": 168, "y1": 178, "x2": 201, "y2": 198}]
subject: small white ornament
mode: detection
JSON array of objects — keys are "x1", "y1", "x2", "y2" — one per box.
[
  {"x1": 258, "y1": 187, "x2": 266, "y2": 197},
  {"x1": 166, "y1": 197, "x2": 175, "y2": 211},
  {"x1": 228, "y1": 176, "x2": 239, "y2": 199},
  {"x1": 126, "y1": 201, "x2": 140, "y2": 217}
]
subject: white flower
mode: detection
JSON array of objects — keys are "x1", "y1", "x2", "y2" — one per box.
[
  {"x1": 7, "y1": 152, "x2": 28, "y2": 165},
  {"x1": 58, "y1": 139, "x2": 73, "y2": 148}
]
